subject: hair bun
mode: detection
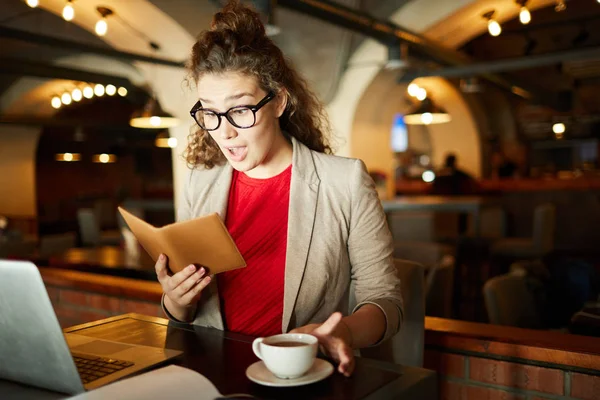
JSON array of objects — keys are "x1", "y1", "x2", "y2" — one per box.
[{"x1": 210, "y1": 1, "x2": 266, "y2": 44}]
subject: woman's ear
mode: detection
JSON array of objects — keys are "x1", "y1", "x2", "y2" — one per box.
[{"x1": 275, "y1": 89, "x2": 288, "y2": 118}]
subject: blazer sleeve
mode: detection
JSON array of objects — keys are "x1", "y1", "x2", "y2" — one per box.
[{"x1": 347, "y1": 159, "x2": 403, "y2": 344}]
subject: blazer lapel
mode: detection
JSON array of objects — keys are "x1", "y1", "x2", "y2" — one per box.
[
  {"x1": 282, "y1": 137, "x2": 320, "y2": 332},
  {"x1": 209, "y1": 164, "x2": 233, "y2": 220}
]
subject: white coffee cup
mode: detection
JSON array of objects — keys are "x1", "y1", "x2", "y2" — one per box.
[{"x1": 252, "y1": 333, "x2": 318, "y2": 379}]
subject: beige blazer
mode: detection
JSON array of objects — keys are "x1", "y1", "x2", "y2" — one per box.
[{"x1": 175, "y1": 136, "x2": 403, "y2": 343}]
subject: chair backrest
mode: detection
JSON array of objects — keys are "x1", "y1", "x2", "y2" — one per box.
[
  {"x1": 355, "y1": 258, "x2": 425, "y2": 367},
  {"x1": 77, "y1": 208, "x2": 100, "y2": 246},
  {"x1": 387, "y1": 212, "x2": 436, "y2": 242},
  {"x1": 424, "y1": 258, "x2": 455, "y2": 318},
  {"x1": 532, "y1": 203, "x2": 556, "y2": 254},
  {"x1": 483, "y1": 272, "x2": 541, "y2": 328},
  {"x1": 393, "y1": 240, "x2": 455, "y2": 268}
]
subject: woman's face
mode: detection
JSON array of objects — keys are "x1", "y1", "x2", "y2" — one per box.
[{"x1": 196, "y1": 72, "x2": 288, "y2": 175}]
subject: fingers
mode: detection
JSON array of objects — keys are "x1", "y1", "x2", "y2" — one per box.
[
  {"x1": 175, "y1": 267, "x2": 207, "y2": 296},
  {"x1": 155, "y1": 254, "x2": 169, "y2": 283},
  {"x1": 167, "y1": 264, "x2": 199, "y2": 291},
  {"x1": 336, "y1": 342, "x2": 355, "y2": 377},
  {"x1": 179, "y1": 276, "x2": 212, "y2": 305}
]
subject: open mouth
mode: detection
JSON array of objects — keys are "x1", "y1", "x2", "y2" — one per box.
[{"x1": 225, "y1": 146, "x2": 248, "y2": 162}]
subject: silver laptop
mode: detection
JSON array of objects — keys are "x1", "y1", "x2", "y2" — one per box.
[{"x1": 0, "y1": 259, "x2": 182, "y2": 395}]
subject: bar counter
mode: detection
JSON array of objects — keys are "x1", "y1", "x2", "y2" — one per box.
[{"x1": 35, "y1": 265, "x2": 600, "y2": 400}]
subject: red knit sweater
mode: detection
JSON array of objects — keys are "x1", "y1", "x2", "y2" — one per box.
[{"x1": 217, "y1": 165, "x2": 291, "y2": 337}]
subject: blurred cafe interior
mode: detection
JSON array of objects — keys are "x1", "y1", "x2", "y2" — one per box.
[{"x1": 1, "y1": 0, "x2": 600, "y2": 399}]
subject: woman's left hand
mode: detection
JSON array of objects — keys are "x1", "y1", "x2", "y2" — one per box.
[{"x1": 289, "y1": 312, "x2": 355, "y2": 377}]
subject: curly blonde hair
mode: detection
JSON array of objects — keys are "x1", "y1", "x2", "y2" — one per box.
[{"x1": 184, "y1": 0, "x2": 333, "y2": 169}]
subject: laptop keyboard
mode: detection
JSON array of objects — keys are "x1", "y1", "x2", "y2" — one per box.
[{"x1": 72, "y1": 353, "x2": 135, "y2": 384}]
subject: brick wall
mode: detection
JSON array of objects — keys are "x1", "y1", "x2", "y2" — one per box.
[
  {"x1": 425, "y1": 349, "x2": 600, "y2": 400},
  {"x1": 45, "y1": 284, "x2": 164, "y2": 328}
]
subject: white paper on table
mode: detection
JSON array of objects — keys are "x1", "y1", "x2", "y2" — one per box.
[{"x1": 67, "y1": 365, "x2": 222, "y2": 400}]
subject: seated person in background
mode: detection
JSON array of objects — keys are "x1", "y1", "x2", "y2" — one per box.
[
  {"x1": 156, "y1": 1, "x2": 403, "y2": 377},
  {"x1": 432, "y1": 153, "x2": 479, "y2": 195}
]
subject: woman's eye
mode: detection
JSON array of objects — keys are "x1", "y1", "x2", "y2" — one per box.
[{"x1": 232, "y1": 108, "x2": 250, "y2": 116}]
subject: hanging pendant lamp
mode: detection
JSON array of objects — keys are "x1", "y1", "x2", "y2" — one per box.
[
  {"x1": 129, "y1": 96, "x2": 179, "y2": 129},
  {"x1": 404, "y1": 98, "x2": 451, "y2": 125}
]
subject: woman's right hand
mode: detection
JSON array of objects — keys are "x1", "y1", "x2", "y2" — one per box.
[{"x1": 155, "y1": 254, "x2": 212, "y2": 321}]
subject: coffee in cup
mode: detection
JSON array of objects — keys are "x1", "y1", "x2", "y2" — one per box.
[{"x1": 252, "y1": 333, "x2": 318, "y2": 379}]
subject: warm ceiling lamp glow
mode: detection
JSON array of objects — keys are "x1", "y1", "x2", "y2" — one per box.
[
  {"x1": 55, "y1": 153, "x2": 81, "y2": 162},
  {"x1": 26, "y1": 0, "x2": 39, "y2": 8},
  {"x1": 94, "y1": 84, "x2": 105, "y2": 97},
  {"x1": 62, "y1": 1, "x2": 75, "y2": 21},
  {"x1": 93, "y1": 153, "x2": 117, "y2": 163},
  {"x1": 553, "y1": 123, "x2": 566, "y2": 134},
  {"x1": 95, "y1": 19, "x2": 108, "y2": 36},
  {"x1": 83, "y1": 85, "x2": 94, "y2": 99},
  {"x1": 105, "y1": 84, "x2": 116, "y2": 96},
  {"x1": 72, "y1": 88, "x2": 83, "y2": 102},
  {"x1": 61, "y1": 92, "x2": 72, "y2": 105},
  {"x1": 407, "y1": 83, "x2": 420, "y2": 97},
  {"x1": 118, "y1": 87, "x2": 128, "y2": 97},
  {"x1": 519, "y1": 7, "x2": 531, "y2": 24},
  {"x1": 416, "y1": 87, "x2": 427, "y2": 101},
  {"x1": 404, "y1": 99, "x2": 452, "y2": 125},
  {"x1": 51, "y1": 96, "x2": 62, "y2": 109},
  {"x1": 155, "y1": 132, "x2": 178, "y2": 148},
  {"x1": 483, "y1": 10, "x2": 501, "y2": 37},
  {"x1": 488, "y1": 19, "x2": 501, "y2": 36},
  {"x1": 95, "y1": 7, "x2": 114, "y2": 37},
  {"x1": 555, "y1": 0, "x2": 566, "y2": 12},
  {"x1": 422, "y1": 170, "x2": 435, "y2": 183}
]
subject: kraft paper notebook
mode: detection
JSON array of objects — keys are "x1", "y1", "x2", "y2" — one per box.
[{"x1": 118, "y1": 207, "x2": 246, "y2": 275}]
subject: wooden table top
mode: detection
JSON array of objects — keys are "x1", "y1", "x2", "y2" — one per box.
[{"x1": 60, "y1": 313, "x2": 437, "y2": 400}]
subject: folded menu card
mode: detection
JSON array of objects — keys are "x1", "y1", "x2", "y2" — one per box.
[{"x1": 118, "y1": 207, "x2": 246, "y2": 275}]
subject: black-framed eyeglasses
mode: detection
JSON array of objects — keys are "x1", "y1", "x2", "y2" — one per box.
[{"x1": 189, "y1": 92, "x2": 275, "y2": 131}]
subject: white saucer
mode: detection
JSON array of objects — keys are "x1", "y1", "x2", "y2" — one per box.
[{"x1": 246, "y1": 358, "x2": 334, "y2": 387}]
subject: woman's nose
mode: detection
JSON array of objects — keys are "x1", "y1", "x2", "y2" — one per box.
[{"x1": 219, "y1": 118, "x2": 238, "y2": 140}]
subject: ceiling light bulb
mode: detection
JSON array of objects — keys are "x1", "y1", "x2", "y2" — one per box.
[
  {"x1": 61, "y1": 92, "x2": 72, "y2": 105},
  {"x1": 99, "y1": 154, "x2": 109, "y2": 163},
  {"x1": 72, "y1": 88, "x2": 82, "y2": 102},
  {"x1": 95, "y1": 18, "x2": 108, "y2": 36},
  {"x1": 421, "y1": 112, "x2": 433, "y2": 125},
  {"x1": 488, "y1": 19, "x2": 502, "y2": 36},
  {"x1": 105, "y1": 84, "x2": 116, "y2": 96},
  {"x1": 416, "y1": 88, "x2": 427, "y2": 101},
  {"x1": 64, "y1": 153, "x2": 74, "y2": 162},
  {"x1": 422, "y1": 170, "x2": 435, "y2": 183},
  {"x1": 555, "y1": 0, "x2": 566, "y2": 12},
  {"x1": 62, "y1": 2, "x2": 75, "y2": 21},
  {"x1": 118, "y1": 87, "x2": 128, "y2": 96},
  {"x1": 519, "y1": 7, "x2": 531, "y2": 24},
  {"x1": 150, "y1": 116, "x2": 162, "y2": 127},
  {"x1": 26, "y1": 0, "x2": 39, "y2": 8},
  {"x1": 407, "y1": 83, "x2": 420, "y2": 97},
  {"x1": 553, "y1": 123, "x2": 566, "y2": 134},
  {"x1": 83, "y1": 86, "x2": 94, "y2": 99},
  {"x1": 94, "y1": 84, "x2": 105, "y2": 97},
  {"x1": 167, "y1": 137, "x2": 178, "y2": 148},
  {"x1": 51, "y1": 96, "x2": 62, "y2": 109}
]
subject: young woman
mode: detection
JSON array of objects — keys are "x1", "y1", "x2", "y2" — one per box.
[{"x1": 156, "y1": 1, "x2": 403, "y2": 377}]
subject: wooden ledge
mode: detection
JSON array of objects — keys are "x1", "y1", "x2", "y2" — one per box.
[
  {"x1": 425, "y1": 317, "x2": 600, "y2": 371},
  {"x1": 39, "y1": 267, "x2": 163, "y2": 302}
]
